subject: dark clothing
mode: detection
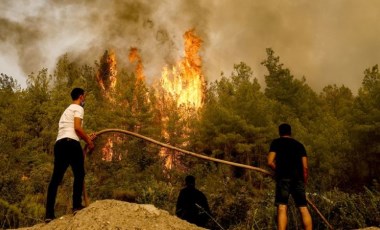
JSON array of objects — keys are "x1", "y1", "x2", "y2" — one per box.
[
  {"x1": 176, "y1": 186, "x2": 211, "y2": 227},
  {"x1": 269, "y1": 137, "x2": 307, "y2": 180},
  {"x1": 45, "y1": 138, "x2": 85, "y2": 218},
  {"x1": 269, "y1": 137, "x2": 308, "y2": 207},
  {"x1": 275, "y1": 178, "x2": 307, "y2": 206}
]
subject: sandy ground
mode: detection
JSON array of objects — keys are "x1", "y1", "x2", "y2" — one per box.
[{"x1": 15, "y1": 199, "x2": 206, "y2": 230}]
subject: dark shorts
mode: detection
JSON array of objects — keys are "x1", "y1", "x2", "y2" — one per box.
[{"x1": 275, "y1": 178, "x2": 307, "y2": 207}]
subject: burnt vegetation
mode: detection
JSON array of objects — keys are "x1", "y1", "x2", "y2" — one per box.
[{"x1": 0, "y1": 49, "x2": 379, "y2": 229}]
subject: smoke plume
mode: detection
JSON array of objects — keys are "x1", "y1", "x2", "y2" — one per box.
[{"x1": 1, "y1": 0, "x2": 380, "y2": 92}]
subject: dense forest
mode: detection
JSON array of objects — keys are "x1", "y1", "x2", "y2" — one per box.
[{"x1": 0, "y1": 48, "x2": 379, "y2": 229}]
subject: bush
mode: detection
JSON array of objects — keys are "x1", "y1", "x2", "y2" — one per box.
[
  {"x1": 309, "y1": 187, "x2": 380, "y2": 229},
  {"x1": 0, "y1": 198, "x2": 22, "y2": 229}
]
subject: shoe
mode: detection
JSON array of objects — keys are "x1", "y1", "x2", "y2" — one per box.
[
  {"x1": 44, "y1": 215, "x2": 55, "y2": 223},
  {"x1": 44, "y1": 218, "x2": 53, "y2": 223},
  {"x1": 72, "y1": 205, "x2": 86, "y2": 215}
]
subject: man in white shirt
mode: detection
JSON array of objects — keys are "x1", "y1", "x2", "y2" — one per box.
[{"x1": 45, "y1": 88, "x2": 95, "y2": 222}]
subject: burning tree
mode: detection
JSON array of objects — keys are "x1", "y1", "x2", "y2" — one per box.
[
  {"x1": 92, "y1": 29, "x2": 206, "y2": 170},
  {"x1": 159, "y1": 29, "x2": 206, "y2": 109},
  {"x1": 154, "y1": 29, "x2": 206, "y2": 169},
  {"x1": 96, "y1": 50, "x2": 117, "y2": 101}
]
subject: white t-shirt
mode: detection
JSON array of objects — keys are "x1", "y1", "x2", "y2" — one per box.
[{"x1": 56, "y1": 104, "x2": 84, "y2": 141}]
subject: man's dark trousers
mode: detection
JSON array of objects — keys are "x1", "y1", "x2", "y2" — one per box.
[{"x1": 45, "y1": 138, "x2": 85, "y2": 218}]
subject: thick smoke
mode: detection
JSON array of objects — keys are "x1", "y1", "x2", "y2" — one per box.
[
  {"x1": 205, "y1": 0, "x2": 380, "y2": 92},
  {"x1": 1, "y1": 0, "x2": 380, "y2": 92},
  {"x1": 0, "y1": 0, "x2": 210, "y2": 85},
  {"x1": 0, "y1": 15, "x2": 44, "y2": 76}
]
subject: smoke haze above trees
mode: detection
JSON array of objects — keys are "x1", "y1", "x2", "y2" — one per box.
[{"x1": 1, "y1": 0, "x2": 380, "y2": 92}]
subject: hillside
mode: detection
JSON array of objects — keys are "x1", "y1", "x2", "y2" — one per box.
[{"x1": 16, "y1": 200, "x2": 206, "y2": 230}]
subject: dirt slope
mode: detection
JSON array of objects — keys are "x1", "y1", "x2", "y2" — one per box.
[{"x1": 16, "y1": 199, "x2": 206, "y2": 230}]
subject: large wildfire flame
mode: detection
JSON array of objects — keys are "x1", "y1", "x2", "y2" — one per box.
[
  {"x1": 160, "y1": 29, "x2": 205, "y2": 109},
  {"x1": 96, "y1": 29, "x2": 205, "y2": 169},
  {"x1": 157, "y1": 29, "x2": 205, "y2": 168}
]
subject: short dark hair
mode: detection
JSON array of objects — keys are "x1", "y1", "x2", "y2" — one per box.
[
  {"x1": 185, "y1": 175, "x2": 195, "y2": 186},
  {"x1": 279, "y1": 123, "x2": 291, "y2": 136},
  {"x1": 71, "y1": 88, "x2": 85, "y2": 100}
]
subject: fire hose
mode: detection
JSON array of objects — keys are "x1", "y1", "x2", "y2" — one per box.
[{"x1": 86, "y1": 128, "x2": 333, "y2": 229}]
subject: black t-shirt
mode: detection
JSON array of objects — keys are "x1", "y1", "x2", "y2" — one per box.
[{"x1": 269, "y1": 137, "x2": 307, "y2": 180}]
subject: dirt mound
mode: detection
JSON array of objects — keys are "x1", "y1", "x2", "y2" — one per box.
[{"x1": 17, "y1": 200, "x2": 206, "y2": 230}]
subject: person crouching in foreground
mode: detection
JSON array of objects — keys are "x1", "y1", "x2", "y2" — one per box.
[{"x1": 176, "y1": 175, "x2": 211, "y2": 228}]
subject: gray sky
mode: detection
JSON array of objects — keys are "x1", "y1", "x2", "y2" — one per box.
[{"x1": 1, "y1": 0, "x2": 379, "y2": 93}]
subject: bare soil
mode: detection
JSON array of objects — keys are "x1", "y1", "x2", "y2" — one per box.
[{"x1": 16, "y1": 199, "x2": 206, "y2": 230}]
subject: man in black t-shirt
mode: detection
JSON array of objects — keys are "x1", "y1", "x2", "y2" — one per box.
[{"x1": 268, "y1": 124, "x2": 312, "y2": 230}]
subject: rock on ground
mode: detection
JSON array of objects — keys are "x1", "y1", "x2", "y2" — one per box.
[{"x1": 16, "y1": 199, "x2": 206, "y2": 230}]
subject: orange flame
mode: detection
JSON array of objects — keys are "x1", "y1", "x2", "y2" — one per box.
[
  {"x1": 101, "y1": 136, "x2": 123, "y2": 161},
  {"x1": 157, "y1": 29, "x2": 206, "y2": 169},
  {"x1": 129, "y1": 47, "x2": 145, "y2": 83},
  {"x1": 94, "y1": 30, "x2": 205, "y2": 169},
  {"x1": 128, "y1": 47, "x2": 150, "y2": 124},
  {"x1": 101, "y1": 138, "x2": 114, "y2": 162},
  {"x1": 96, "y1": 50, "x2": 117, "y2": 100},
  {"x1": 159, "y1": 29, "x2": 205, "y2": 109}
]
